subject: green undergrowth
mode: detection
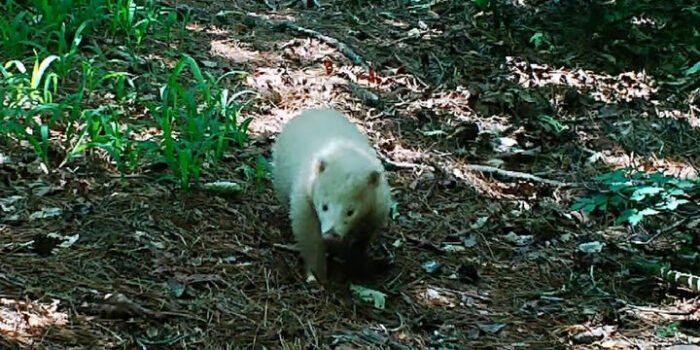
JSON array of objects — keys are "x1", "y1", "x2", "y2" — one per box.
[
  {"x1": 0, "y1": 0, "x2": 257, "y2": 190},
  {"x1": 571, "y1": 168, "x2": 698, "y2": 227},
  {"x1": 571, "y1": 168, "x2": 699, "y2": 264}
]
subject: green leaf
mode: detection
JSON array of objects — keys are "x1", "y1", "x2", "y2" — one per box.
[
  {"x1": 656, "y1": 321, "x2": 679, "y2": 337},
  {"x1": 615, "y1": 209, "x2": 638, "y2": 225},
  {"x1": 421, "y1": 129, "x2": 447, "y2": 137},
  {"x1": 472, "y1": 0, "x2": 490, "y2": 8},
  {"x1": 628, "y1": 212, "x2": 645, "y2": 226},
  {"x1": 31, "y1": 54, "x2": 60, "y2": 89},
  {"x1": 166, "y1": 279, "x2": 186, "y2": 298},
  {"x1": 422, "y1": 260, "x2": 441, "y2": 274},
  {"x1": 656, "y1": 198, "x2": 689, "y2": 211},
  {"x1": 529, "y1": 32, "x2": 548, "y2": 49},
  {"x1": 630, "y1": 186, "x2": 663, "y2": 201},
  {"x1": 685, "y1": 61, "x2": 700, "y2": 76},
  {"x1": 470, "y1": 216, "x2": 489, "y2": 229},
  {"x1": 631, "y1": 171, "x2": 647, "y2": 180},
  {"x1": 390, "y1": 202, "x2": 400, "y2": 220},
  {"x1": 675, "y1": 180, "x2": 695, "y2": 189},
  {"x1": 667, "y1": 188, "x2": 686, "y2": 196},
  {"x1": 648, "y1": 172, "x2": 668, "y2": 183},
  {"x1": 477, "y1": 323, "x2": 506, "y2": 334},
  {"x1": 610, "y1": 183, "x2": 632, "y2": 192},
  {"x1": 583, "y1": 203, "x2": 597, "y2": 214},
  {"x1": 350, "y1": 284, "x2": 386, "y2": 309},
  {"x1": 592, "y1": 194, "x2": 609, "y2": 205},
  {"x1": 569, "y1": 200, "x2": 588, "y2": 211},
  {"x1": 638, "y1": 208, "x2": 659, "y2": 216},
  {"x1": 608, "y1": 195, "x2": 623, "y2": 207},
  {"x1": 595, "y1": 169, "x2": 628, "y2": 182}
]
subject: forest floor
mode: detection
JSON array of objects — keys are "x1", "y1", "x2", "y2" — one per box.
[{"x1": 1, "y1": 0, "x2": 699, "y2": 349}]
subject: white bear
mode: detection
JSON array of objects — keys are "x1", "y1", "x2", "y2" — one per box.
[{"x1": 271, "y1": 108, "x2": 392, "y2": 285}]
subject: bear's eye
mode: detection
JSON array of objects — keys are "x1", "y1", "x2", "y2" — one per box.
[
  {"x1": 346, "y1": 209, "x2": 354, "y2": 216},
  {"x1": 322, "y1": 204, "x2": 328, "y2": 211}
]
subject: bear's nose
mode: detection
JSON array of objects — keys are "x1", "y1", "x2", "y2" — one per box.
[
  {"x1": 322, "y1": 228, "x2": 341, "y2": 240},
  {"x1": 323, "y1": 229, "x2": 338, "y2": 237},
  {"x1": 323, "y1": 233, "x2": 342, "y2": 248}
]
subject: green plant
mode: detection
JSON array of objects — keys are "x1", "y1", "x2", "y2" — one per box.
[
  {"x1": 530, "y1": 32, "x2": 553, "y2": 50},
  {"x1": 0, "y1": 10, "x2": 39, "y2": 58},
  {"x1": 147, "y1": 54, "x2": 255, "y2": 190},
  {"x1": 108, "y1": 0, "x2": 161, "y2": 48},
  {"x1": 1, "y1": 0, "x2": 256, "y2": 190},
  {"x1": 0, "y1": 0, "x2": 107, "y2": 59},
  {"x1": 472, "y1": 0, "x2": 490, "y2": 9},
  {"x1": 536, "y1": 114, "x2": 568, "y2": 134},
  {"x1": 0, "y1": 53, "x2": 63, "y2": 165},
  {"x1": 570, "y1": 168, "x2": 698, "y2": 226},
  {"x1": 53, "y1": 20, "x2": 90, "y2": 77},
  {"x1": 236, "y1": 155, "x2": 270, "y2": 192},
  {"x1": 656, "y1": 321, "x2": 680, "y2": 338},
  {"x1": 66, "y1": 107, "x2": 134, "y2": 171},
  {"x1": 1, "y1": 53, "x2": 60, "y2": 105}
]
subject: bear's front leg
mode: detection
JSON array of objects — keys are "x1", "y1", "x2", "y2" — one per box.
[{"x1": 289, "y1": 192, "x2": 328, "y2": 285}]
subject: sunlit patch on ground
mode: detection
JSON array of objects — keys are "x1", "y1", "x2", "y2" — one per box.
[
  {"x1": 0, "y1": 298, "x2": 68, "y2": 346},
  {"x1": 505, "y1": 56, "x2": 658, "y2": 103},
  {"x1": 404, "y1": 86, "x2": 474, "y2": 118},
  {"x1": 653, "y1": 104, "x2": 700, "y2": 129},
  {"x1": 210, "y1": 40, "x2": 279, "y2": 64},
  {"x1": 582, "y1": 147, "x2": 698, "y2": 179},
  {"x1": 243, "y1": 65, "x2": 348, "y2": 135},
  {"x1": 185, "y1": 22, "x2": 205, "y2": 33}
]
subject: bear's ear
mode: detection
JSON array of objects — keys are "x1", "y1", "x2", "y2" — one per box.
[
  {"x1": 368, "y1": 170, "x2": 380, "y2": 186},
  {"x1": 316, "y1": 159, "x2": 326, "y2": 174}
]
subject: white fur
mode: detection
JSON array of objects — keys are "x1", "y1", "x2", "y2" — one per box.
[{"x1": 271, "y1": 108, "x2": 392, "y2": 284}]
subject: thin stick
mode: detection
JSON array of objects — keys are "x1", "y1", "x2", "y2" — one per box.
[
  {"x1": 273, "y1": 21, "x2": 367, "y2": 68},
  {"x1": 273, "y1": 243, "x2": 300, "y2": 253},
  {"x1": 375, "y1": 151, "x2": 423, "y2": 171},
  {"x1": 465, "y1": 164, "x2": 575, "y2": 187}
]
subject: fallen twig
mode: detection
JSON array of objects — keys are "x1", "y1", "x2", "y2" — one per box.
[
  {"x1": 623, "y1": 304, "x2": 698, "y2": 316},
  {"x1": 273, "y1": 243, "x2": 300, "y2": 253},
  {"x1": 282, "y1": 0, "x2": 320, "y2": 8},
  {"x1": 632, "y1": 256, "x2": 700, "y2": 294},
  {"x1": 277, "y1": 21, "x2": 365, "y2": 67},
  {"x1": 375, "y1": 152, "x2": 573, "y2": 187},
  {"x1": 263, "y1": 0, "x2": 276, "y2": 11},
  {"x1": 376, "y1": 151, "x2": 424, "y2": 171},
  {"x1": 465, "y1": 164, "x2": 576, "y2": 187},
  {"x1": 404, "y1": 235, "x2": 444, "y2": 255},
  {"x1": 247, "y1": 13, "x2": 367, "y2": 69}
]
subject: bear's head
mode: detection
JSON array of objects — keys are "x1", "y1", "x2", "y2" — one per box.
[{"x1": 310, "y1": 153, "x2": 382, "y2": 241}]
